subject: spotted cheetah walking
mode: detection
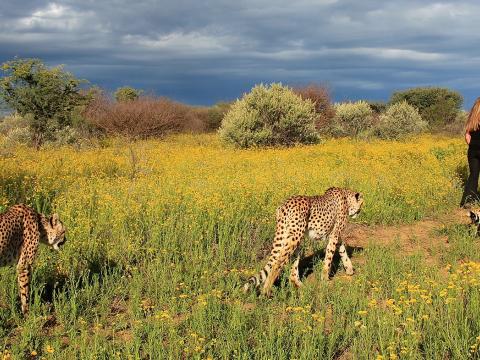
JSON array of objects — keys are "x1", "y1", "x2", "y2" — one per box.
[
  {"x1": 244, "y1": 187, "x2": 363, "y2": 295},
  {"x1": 0, "y1": 204, "x2": 66, "y2": 314}
]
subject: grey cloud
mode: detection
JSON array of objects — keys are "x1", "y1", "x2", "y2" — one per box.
[{"x1": 0, "y1": 0, "x2": 479, "y2": 106}]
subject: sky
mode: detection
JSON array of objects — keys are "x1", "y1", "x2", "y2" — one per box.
[{"x1": 0, "y1": 0, "x2": 479, "y2": 107}]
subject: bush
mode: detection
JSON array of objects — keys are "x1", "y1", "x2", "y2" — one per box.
[
  {"x1": 373, "y1": 101, "x2": 427, "y2": 139},
  {"x1": 204, "y1": 102, "x2": 232, "y2": 131},
  {"x1": 49, "y1": 126, "x2": 81, "y2": 146},
  {"x1": 114, "y1": 86, "x2": 142, "y2": 102},
  {"x1": 219, "y1": 83, "x2": 319, "y2": 148},
  {"x1": 389, "y1": 87, "x2": 463, "y2": 128},
  {"x1": 293, "y1": 84, "x2": 335, "y2": 130},
  {"x1": 331, "y1": 101, "x2": 374, "y2": 137},
  {"x1": 442, "y1": 110, "x2": 467, "y2": 136},
  {"x1": 84, "y1": 96, "x2": 202, "y2": 138},
  {"x1": 368, "y1": 101, "x2": 387, "y2": 114},
  {"x1": 0, "y1": 113, "x2": 93, "y2": 148},
  {"x1": 184, "y1": 106, "x2": 208, "y2": 133},
  {"x1": 0, "y1": 113, "x2": 32, "y2": 146},
  {"x1": 0, "y1": 113, "x2": 28, "y2": 136}
]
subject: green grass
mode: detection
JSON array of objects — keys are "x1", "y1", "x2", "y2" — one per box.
[{"x1": 0, "y1": 134, "x2": 479, "y2": 359}]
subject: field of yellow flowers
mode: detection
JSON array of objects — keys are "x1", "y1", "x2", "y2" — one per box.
[{"x1": 1, "y1": 134, "x2": 479, "y2": 359}]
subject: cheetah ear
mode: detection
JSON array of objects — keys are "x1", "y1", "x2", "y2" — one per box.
[
  {"x1": 50, "y1": 213, "x2": 59, "y2": 227},
  {"x1": 355, "y1": 192, "x2": 362, "y2": 201}
]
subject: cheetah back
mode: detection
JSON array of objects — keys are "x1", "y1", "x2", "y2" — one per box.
[{"x1": 0, "y1": 205, "x2": 39, "y2": 267}]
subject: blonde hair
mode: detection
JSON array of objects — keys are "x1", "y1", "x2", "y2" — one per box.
[{"x1": 465, "y1": 97, "x2": 480, "y2": 132}]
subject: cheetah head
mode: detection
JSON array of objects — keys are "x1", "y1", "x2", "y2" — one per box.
[
  {"x1": 41, "y1": 213, "x2": 67, "y2": 251},
  {"x1": 345, "y1": 190, "x2": 363, "y2": 219},
  {"x1": 470, "y1": 210, "x2": 480, "y2": 225}
]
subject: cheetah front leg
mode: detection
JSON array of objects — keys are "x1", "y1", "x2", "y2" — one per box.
[
  {"x1": 16, "y1": 263, "x2": 31, "y2": 315},
  {"x1": 338, "y1": 243, "x2": 354, "y2": 276},
  {"x1": 321, "y1": 232, "x2": 339, "y2": 281}
]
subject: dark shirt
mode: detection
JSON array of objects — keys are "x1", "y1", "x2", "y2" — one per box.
[{"x1": 470, "y1": 130, "x2": 480, "y2": 149}]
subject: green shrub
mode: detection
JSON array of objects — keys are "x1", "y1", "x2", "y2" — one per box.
[
  {"x1": 0, "y1": 113, "x2": 92, "y2": 148},
  {"x1": 367, "y1": 101, "x2": 387, "y2": 114},
  {"x1": 219, "y1": 83, "x2": 319, "y2": 148},
  {"x1": 4, "y1": 126, "x2": 32, "y2": 146},
  {"x1": 49, "y1": 126, "x2": 81, "y2": 146},
  {"x1": 374, "y1": 101, "x2": 427, "y2": 139},
  {"x1": 442, "y1": 110, "x2": 467, "y2": 136},
  {"x1": 331, "y1": 101, "x2": 374, "y2": 137},
  {"x1": 0, "y1": 113, "x2": 32, "y2": 146},
  {"x1": 114, "y1": 86, "x2": 142, "y2": 102},
  {"x1": 389, "y1": 87, "x2": 463, "y2": 128},
  {"x1": 0, "y1": 113, "x2": 28, "y2": 135},
  {"x1": 204, "y1": 101, "x2": 232, "y2": 131}
]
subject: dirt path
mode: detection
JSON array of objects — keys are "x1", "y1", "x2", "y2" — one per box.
[{"x1": 341, "y1": 207, "x2": 471, "y2": 265}]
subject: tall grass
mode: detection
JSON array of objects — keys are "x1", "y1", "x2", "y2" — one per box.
[{"x1": 0, "y1": 134, "x2": 477, "y2": 359}]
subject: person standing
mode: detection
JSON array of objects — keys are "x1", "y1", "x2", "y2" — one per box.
[{"x1": 461, "y1": 97, "x2": 480, "y2": 207}]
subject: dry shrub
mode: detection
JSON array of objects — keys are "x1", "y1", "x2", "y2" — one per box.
[
  {"x1": 84, "y1": 96, "x2": 204, "y2": 138},
  {"x1": 187, "y1": 107, "x2": 208, "y2": 133},
  {"x1": 293, "y1": 84, "x2": 335, "y2": 130}
]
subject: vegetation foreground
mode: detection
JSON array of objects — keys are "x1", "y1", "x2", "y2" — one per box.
[{"x1": 1, "y1": 134, "x2": 479, "y2": 359}]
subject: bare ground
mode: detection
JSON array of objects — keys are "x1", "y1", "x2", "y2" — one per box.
[{"x1": 344, "y1": 207, "x2": 470, "y2": 264}]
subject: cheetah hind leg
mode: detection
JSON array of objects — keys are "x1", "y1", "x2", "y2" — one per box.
[
  {"x1": 16, "y1": 265, "x2": 30, "y2": 315},
  {"x1": 289, "y1": 249, "x2": 303, "y2": 288},
  {"x1": 261, "y1": 257, "x2": 286, "y2": 297},
  {"x1": 262, "y1": 229, "x2": 303, "y2": 296}
]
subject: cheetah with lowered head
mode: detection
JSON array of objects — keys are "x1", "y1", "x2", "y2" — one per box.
[
  {"x1": 0, "y1": 204, "x2": 66, "y2": 314},
  {"x1": 244, "y1": 187, "x2": 363, "y2": 295}
]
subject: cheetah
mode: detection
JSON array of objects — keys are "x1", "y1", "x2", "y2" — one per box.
[
  {"x1": 244, "y1": 187, "x2": 363, "y2": 296},
  {"x1": 469, "y1": 210, "x2": 480, "y2": 235},
  {"x1": 0, "y1": 204, "x2": 66, "y2": 314}
]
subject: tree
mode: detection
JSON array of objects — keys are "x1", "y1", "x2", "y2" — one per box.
[
  {"x1": 389, "y1": 87, "x2": 463, "y2": 128},
  {"x1": 114, "y1": 86, "x2": 142, "y2": 102},
  {"x1": 0, "y1": 58, "x2": 85, "y2": 147}
]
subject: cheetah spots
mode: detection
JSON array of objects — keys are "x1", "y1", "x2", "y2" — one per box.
[
  {"x1": 244, "y1": 187, "x2": 363, "y2": 294},
  {"x1": 1, "y1": 204, "x2": 66, "y2": 315}
]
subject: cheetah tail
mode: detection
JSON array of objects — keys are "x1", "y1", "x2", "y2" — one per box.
[{"x1": 243, "y1": 268, "x2": 268, "y2": 293}]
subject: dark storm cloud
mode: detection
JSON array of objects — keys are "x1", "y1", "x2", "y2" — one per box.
[{"x1": 1, "y1": 0, "x2": 479, "y2": 105}]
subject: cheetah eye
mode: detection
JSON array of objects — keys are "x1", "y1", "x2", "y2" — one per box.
[
  {"x1": 355, "y1": 192, "x2": 361, "y2": 201},
  {"x1": 470, "y1": 211, "x2": 478, "y2": 222}
]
